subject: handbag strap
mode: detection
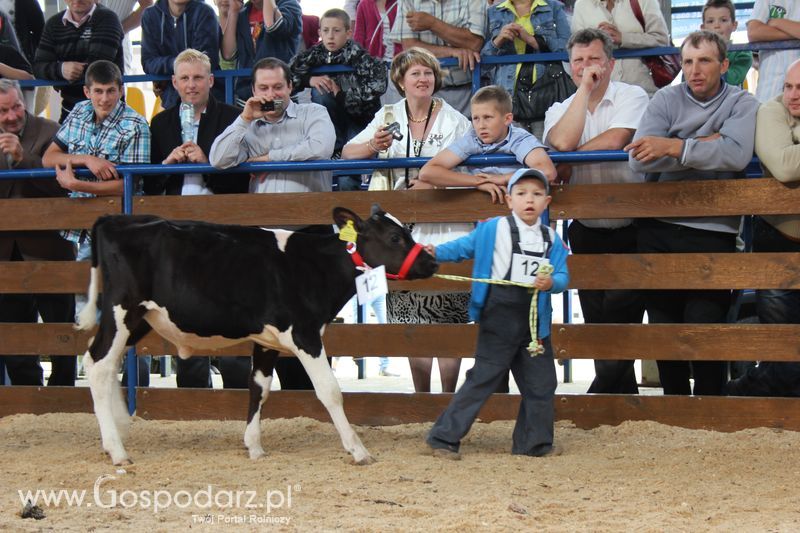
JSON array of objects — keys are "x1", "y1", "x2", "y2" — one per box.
[
  {"x1": 368, "y1": 0, "x2": 398, "y2": 52},
  {"x1": 629, "y1": 0, "x2": 646, "y2": 32}
]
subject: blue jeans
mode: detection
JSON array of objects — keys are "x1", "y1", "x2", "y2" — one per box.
[
  {"x1": 313, "y1": 89, "x2": 366, "y2": 192},
  {"x1": 311, "y1": 89, "x2": 364, "y2": 154}
]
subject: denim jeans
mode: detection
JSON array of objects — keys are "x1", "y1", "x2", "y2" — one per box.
[{"x1": 311, "y1": 89, "x2": 364, "y2": 154}]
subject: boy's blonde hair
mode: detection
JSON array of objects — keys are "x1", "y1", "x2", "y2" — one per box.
[
  {"x1": 390, "y1": 47, "x2": 442, "y2": 97},
  {"x1": 470, "y1": 85, "x2": 512, "y2": 115},
  {"x1": 173, "y1": 48, "x2": 212, "y2": 74},
  {"x1": 321, "y1": 8, "x2": 351, "y2": 31}
]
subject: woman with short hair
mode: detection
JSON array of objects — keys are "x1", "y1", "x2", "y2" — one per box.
[{"x1": 342, "y1": 47, "x2": 472, "y2": 393}]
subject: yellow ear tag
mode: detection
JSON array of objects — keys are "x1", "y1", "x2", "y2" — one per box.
[{"x1": 339, "y1": 220, "x2": 358, "y2": 242}]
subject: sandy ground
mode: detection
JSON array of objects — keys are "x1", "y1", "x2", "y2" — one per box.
[{"x1": 1, "y1": 413, "x2": 799, "y2": 532}]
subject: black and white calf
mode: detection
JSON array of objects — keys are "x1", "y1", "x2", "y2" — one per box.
[{"x1": 77, "y1": 206, "x2": 437, "y2": 465}]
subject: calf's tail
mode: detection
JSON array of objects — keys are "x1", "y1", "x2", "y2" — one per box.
[{"x1": 75, "y1": 218, "x2": 103, "y2": 330}]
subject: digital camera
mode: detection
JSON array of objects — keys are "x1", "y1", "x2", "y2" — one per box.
[
  {"x1": 384, "y1": 121, "x2": 404, "y2": 141},
  {"x1": 260, "y1": 99, "x2": 284, "y2": 112}
]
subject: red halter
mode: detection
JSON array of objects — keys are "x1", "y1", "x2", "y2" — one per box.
[{"x1": 345, "y1": 241, "x2": 424, "y2": 281}]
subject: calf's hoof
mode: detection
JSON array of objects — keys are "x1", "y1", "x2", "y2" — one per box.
[
  {"x1": 248, "y1": 448, "x2": 267, "y2": 460},
  {"x1": 352, "y1": 453, "x2": 376, "y2": 466}
]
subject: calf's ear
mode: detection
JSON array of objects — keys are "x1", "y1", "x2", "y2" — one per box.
[
  {"x1": 332, "y1": 207, "x2": 364, "y2": 230},
  {"x1": 370, "y1": 203, "x2": 385, "y2": 217}
]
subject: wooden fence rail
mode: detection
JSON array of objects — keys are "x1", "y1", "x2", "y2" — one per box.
[{"x1": 1, "y1": 179, "x2": 799, "y2": 431}]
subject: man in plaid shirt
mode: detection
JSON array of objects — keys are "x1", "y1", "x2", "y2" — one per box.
[
  {"x1": 42, "y1": 59, "x2": 150, "y2": 382},
  {"x1": 43, "y1": 59, "x2": 150, "y2": 251}
]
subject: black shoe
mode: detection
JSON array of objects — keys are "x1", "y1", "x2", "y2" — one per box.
[
  {"x1": 526, "y1": 443, "x2": 563, "y2": 457},
  {"x1": 426, "y1": 434, "x2": 461, "y2": 460}
]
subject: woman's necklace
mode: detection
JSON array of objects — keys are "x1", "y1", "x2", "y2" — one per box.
[
  {"x1": 407, "y1": 99, "x2": 437, "y2": 123},
  {"x1": 403, "y1": 99, "x2": 436, "y2": 188}
]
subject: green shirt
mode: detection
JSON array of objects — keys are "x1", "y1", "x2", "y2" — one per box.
[{"x1": 725, "y1": 50, "x2": 753, "y2": 87}]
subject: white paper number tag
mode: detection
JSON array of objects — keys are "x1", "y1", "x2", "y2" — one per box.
[
  {"x1": 355, "y1": 265, "x2": 388, "y2": 305},
  {"x1": 510, "y1": 254, "x2": 550, "y2": 284}
]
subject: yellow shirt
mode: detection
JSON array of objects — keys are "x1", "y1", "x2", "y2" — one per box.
[{"x1": 496, "y1": 0, "x2": 548, "y2": 85}]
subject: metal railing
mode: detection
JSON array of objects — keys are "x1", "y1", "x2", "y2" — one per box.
[{"x1": 18, "y1": 39, "x2": 800, "y2": 105}]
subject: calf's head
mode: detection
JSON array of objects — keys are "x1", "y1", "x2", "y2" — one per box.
[{"x1": 333, "y1": 205, "x2": 438, "y2": 280}]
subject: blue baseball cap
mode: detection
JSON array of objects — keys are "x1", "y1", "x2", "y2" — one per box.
[{"x1": 507, "y1": 168, "x2": 550, "y2": 194}]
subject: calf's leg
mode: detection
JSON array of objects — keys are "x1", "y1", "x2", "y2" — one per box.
[
  {"x1": 244, "y1": 346, "x2": 278, "y2": 460},
  {"x1": 85, "y1": 305, "x2": 133, "y2": 465},
  {"x1": 293, "y1": 343, "x2": 374, "y2": 465}
]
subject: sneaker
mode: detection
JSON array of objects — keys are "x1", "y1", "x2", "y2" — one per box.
[
  {"x1": 426, "y1": 435, "x2": 461, "y2": 460},
  {"x1": 378, "y1": 369, "x2": 399, "y2": 377}
]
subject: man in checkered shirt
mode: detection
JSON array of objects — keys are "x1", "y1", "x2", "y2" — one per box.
[{"x1": 43, "y1": 59, "x2": 150, "y2": 258}]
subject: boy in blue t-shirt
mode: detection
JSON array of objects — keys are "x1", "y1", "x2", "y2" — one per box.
[
  {"x1": 424, "y1": 168, "x2": 570, "y2": 459},
  {"x1": 418, "y1": 85, "x2": 556, "y2": 203}
]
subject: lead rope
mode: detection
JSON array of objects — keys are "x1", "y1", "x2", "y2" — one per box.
[{"x1": 433, "y1": 263, "x2": 555, "y2": 356}]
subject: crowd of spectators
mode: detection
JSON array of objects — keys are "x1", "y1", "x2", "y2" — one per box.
[{"x1": 1, "y1": 0, "x2": 799, "y2": 398}]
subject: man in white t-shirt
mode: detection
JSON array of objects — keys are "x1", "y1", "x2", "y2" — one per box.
[
  {"x1": 543, "y1": 28, "x2": 649, "y2": 394},
  {"x1": 747, "y1": 0, "x2": 800, "y2": 102},
  {"x1": 99, "y1": 0, "x2": 152, "y2": 74}
]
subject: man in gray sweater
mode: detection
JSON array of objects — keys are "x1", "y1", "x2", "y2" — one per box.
[{"x1": 625, "y1": 30, "x2": 759, "y2": 396}]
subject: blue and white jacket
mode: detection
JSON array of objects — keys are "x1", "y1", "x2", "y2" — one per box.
[{"x1": 435, "y1": 216, "x2": 569, "y2": 338}]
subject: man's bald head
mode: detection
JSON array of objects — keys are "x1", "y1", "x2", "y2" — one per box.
[{"x1": 782, "y1": 59, "x2": 800, "y2": 118}]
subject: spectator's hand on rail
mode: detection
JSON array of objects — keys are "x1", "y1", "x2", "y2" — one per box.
[
  {"x1": 405, "y1": 11, "x2": 436, "y2": 32},
  {"x1": 624, "y1": 136, "x2": 683, "y2": 163},
  {"x1": 163, "y1": 145, "x2": 187, "y2": 164},
  {"x1": 55, "y1": 161, "x2": 79, "y2": 191},
  {"x1": 0, "y1": 133, "x2": 23, "y2": 164},
  {"x1": 451, "y1": 48, "x2": 480, "y2": 71},
  {"x1": 310, "y1": 75, "x2": 339, "y2": 95},
  {"x1": 181, "y1": 142, "x2": 209, "y2": 163},
  {"x1": 408, "y1": 178, "x2": 434, "y2": 190},
  {"x1": 476, "y1": 181, "x2": 506, "y2": 203},
  {"x1": 598, "y1": 22, "x2": 622, "y2": 45},
  {"x1": 475, "y1": 172, "x2": 508, "y2": 187},
  {"x1": 61, "y1": 61, "x2": 87, "y2": 82},
  {"x1": 85, "y1": 155, "x2": 119, "y2": 181},
  {"x1": 555, "y1": 163, "x2": 572, "y2": 184}
]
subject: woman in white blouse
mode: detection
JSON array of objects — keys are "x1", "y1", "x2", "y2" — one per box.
[
  {"x1": 571, "y1": 0, "x2": 671, "y2": 95},
  {"x1": 343, "y1": 47, "x2": 472, "y2": 393}
]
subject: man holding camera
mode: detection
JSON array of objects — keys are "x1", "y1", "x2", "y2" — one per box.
[
  {"x1": 209, "y1": 56, "x2": 335, "y2": 390},
  {"x1": 209, "y1": 57, "x2": 335, "y2": 193}
]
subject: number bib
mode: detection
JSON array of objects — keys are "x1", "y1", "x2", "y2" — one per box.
[
  {"x1": 355, "y1": 265, "x2": 388, "y2": 304},
  {"x1": 510, "y1": 254, "x2": 550, "y2": 284}
]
